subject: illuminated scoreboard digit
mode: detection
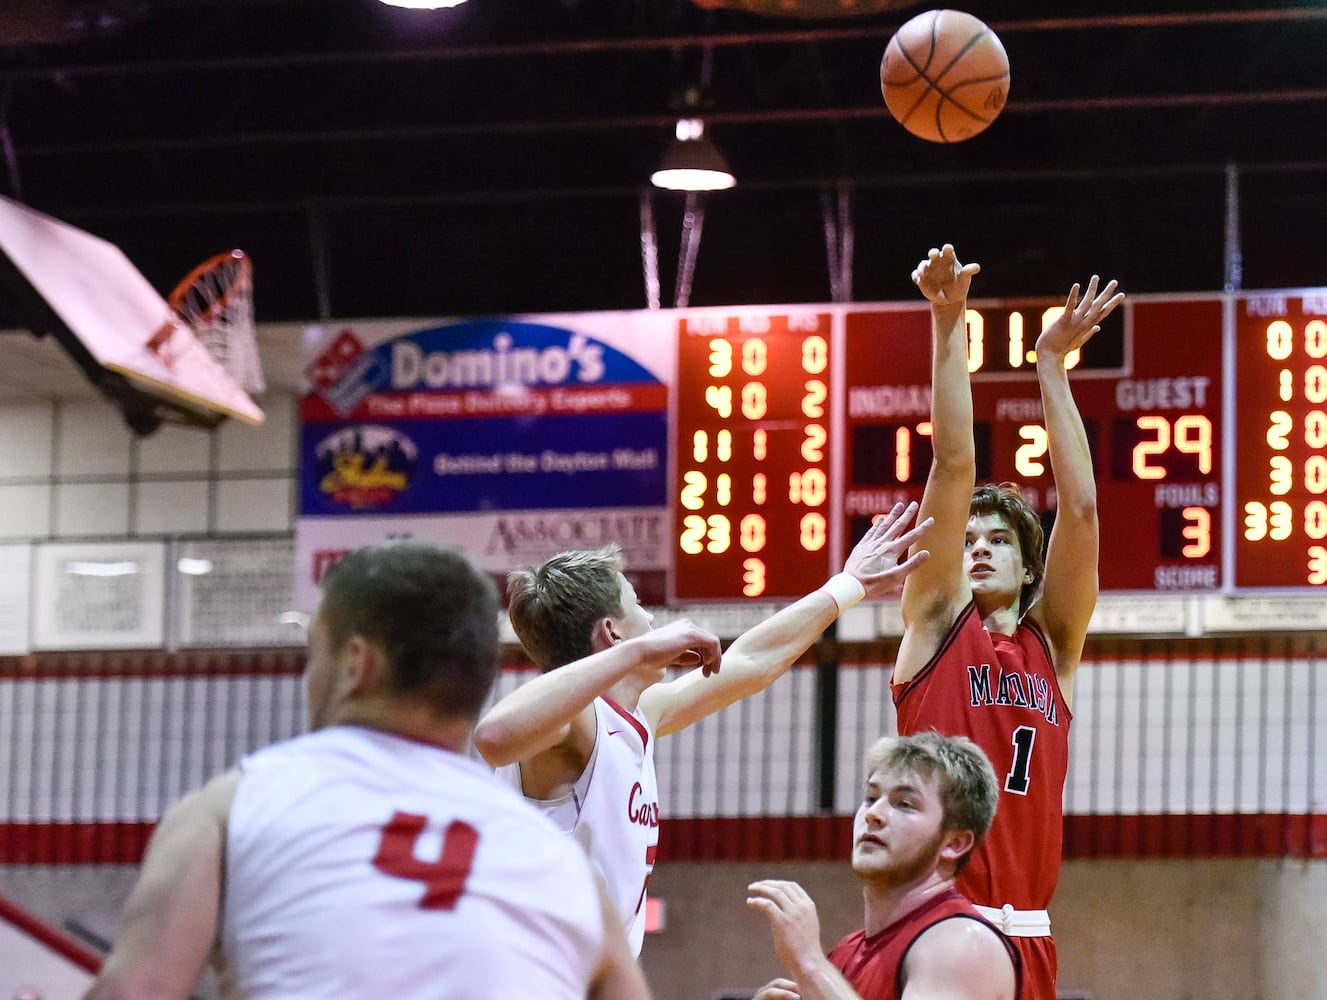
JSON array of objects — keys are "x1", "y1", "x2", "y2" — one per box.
[
  {"x1": 672, "y1": 311, "x2": 834, "y2": 601},
  {"x1": 1233, "y1": 292, "x2": 1327, "y2": 588},
  {"x1": 841, "y1": 298, "x2": 1225, "y2": 593}
]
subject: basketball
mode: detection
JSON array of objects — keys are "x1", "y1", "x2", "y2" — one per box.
[{"x1": 880, "y1": 9, "x2": 1009, "y2": 144}]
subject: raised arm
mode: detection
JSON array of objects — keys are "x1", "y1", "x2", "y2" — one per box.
[
  {"x1": 1034, "y1": 276, "x2": 1123, "y2": 692},
  {"x1": 84, "y1": 771, "x2": 238, "y2": 1000},
  {"x1": 472, "y1": 619, "x2": 722, "y2": 767},
  {"x1": 897, "y1": 244, "x2": 981, "y2": 683},
  {"x1": 640, "y1": 502, "x2": 932, "y2": 738}
]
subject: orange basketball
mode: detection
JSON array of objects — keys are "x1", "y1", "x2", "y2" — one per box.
[{"x1": 880, "y1": 9, "x2": 1009, "y2": 144}]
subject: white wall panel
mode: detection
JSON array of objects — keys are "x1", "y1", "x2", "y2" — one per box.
[
  {"x1": 215, "y1": 478, "x2": 291, "y2": 533},
  {"x1": 0, "y1": 652, "x2": 1322, "y2": 827},
  {"x1": 0, "y1": 403, "x2": 53, "y2": 477},
  {"x1": 133, "y1": 480, "x2": 209, "y2": 535},
  {"x1": 0, "y1": 484, "x2": 51, "y2": 540},
  {"x1": 53, "y1": 482, "x2": 129, "y2": 536},
  {"x1": 136, "y1": 423, "x2": 211, "y2": 475},
  {"x1": 54, "y1": 402, "x2": 132, "y2": 477},
  {"x1": 216, "y1": 392, "x2": 294, "y2": 472}
]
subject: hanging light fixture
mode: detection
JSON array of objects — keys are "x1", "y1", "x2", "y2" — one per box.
[
  {"x1": 378, "y1": 0, "x2": 469, "y2": 8},
  {"x1": 651, "y1": 117, "x2": 736, "y2": 192}
]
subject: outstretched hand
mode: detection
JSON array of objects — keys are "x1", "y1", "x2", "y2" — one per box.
[
  {"x1": 845, "y1": 501, "x2": 934, "y2": 599},
  {"x1": 912, "y1": 243, "x2": 980, "y2": 307},
  {"x1": 1036, "y1": 274, "x2": 1125, "y2": 362},
  {"x1": 633, "y1": 618, "x2": 723, "y2": 678}
]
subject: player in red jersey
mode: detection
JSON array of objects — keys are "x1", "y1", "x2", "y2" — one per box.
[
  {"x1": 890, "y1": 245, "x2": 1124, "y2": 1000},
  {"x1": 747, "y1": 731, "x2": 1019, "y2": 1000}
]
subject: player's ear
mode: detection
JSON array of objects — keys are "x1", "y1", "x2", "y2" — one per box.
[
  {"x1": 938, "y1": 828, "x2": 976, "y2": 867},
  {"x1": 342, "y1": 634, "x2": 386, "y2": 694},
  {"x1": 592, "y1": 616, "x2": 621, "y2": 650}
]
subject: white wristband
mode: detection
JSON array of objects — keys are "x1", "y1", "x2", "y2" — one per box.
[{"x1": 819, "y1": 572, "x2": 866, "y2": 613}]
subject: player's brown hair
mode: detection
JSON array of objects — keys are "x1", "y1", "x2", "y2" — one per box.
[
  {"x1": 864, "y1": 731, "x2": 999, "y2": 874},
  {"x1": 971, "y1": 482, "x2": 1046, "y2": 615},
  {"x1": 319, "y1": 541, "x2": 499, "y2": 719},
  {"x1": 506, "y1": 544, "x2": 626, "y2": 672}
]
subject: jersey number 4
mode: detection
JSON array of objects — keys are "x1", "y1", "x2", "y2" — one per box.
[{"x1": 373, "y1": 811, "x2": 479, "y2": 910}]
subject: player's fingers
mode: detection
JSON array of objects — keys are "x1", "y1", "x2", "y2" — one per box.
[
  {"x1": 691, "y1": 637, "x2": 722, "y2": 675},
  {"x1": 893, "y1": 515, "x2": 935, "y2": 548},
  {"x1": 894, "y1": 549, "x2": 932, "y2": 574},
  {"x1": 870, "y1": 502, "x2": 910, "y2": 536},
  {"x1": 1096, "y1": 289, "x2": 1125, "y2": 317},
  {"x1": 877, "y1": 502, "x2": 920, "y2": 541},
  {"x1": 748, "y1": 879, "x2": 797, "y2": 900},
  {"x1": 753, "y1": 979, "x2": 801, "y2": 1000}
]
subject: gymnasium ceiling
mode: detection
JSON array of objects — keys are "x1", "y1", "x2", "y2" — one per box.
[{"x1": 0, "y1": 0, "x2": 1325, "y2": 397}]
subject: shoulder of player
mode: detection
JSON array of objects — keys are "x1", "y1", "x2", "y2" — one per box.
[
  {"x1": 1021, "y1": 601, "x2": 1086, "y2": 679},
  {"x1": 893, "y1": 595, "x2": 970, "y2": 680},
  {"x1": 178, "y1": 768, "x2": 240, "y2": 827},
  {"x1": 143, "y1": 768, "x2": 238, "y2": 862},
  {"x1": 904, "y1": 915, "x2": 1014, "y2": 989}
]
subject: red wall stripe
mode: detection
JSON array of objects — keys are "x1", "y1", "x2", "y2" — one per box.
[
  {"x1": 1061, "y1": 812, "x2": 1327, "y2": 859},
  {"x1": 1, "y1": 815, "x2": 1322, "y2": 866},
  {"x1": 657, "y1": 814, "x2": 1327, "y2": 863},
  {"x1": 0, "y1": 892, "x2": 102, "y2": 972},
  {"x1": 0, "y1": 652, "x2": 306, "y2": 680},
  {"x1": 0, "y1": 823, "x2": 155, "y2": 865}
]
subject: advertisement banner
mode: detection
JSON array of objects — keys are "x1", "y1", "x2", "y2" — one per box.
[{"x1": 296, "y1": 312, "x2": 674, "y2": 609}]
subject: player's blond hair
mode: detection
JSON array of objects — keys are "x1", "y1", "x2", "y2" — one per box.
[
  {"x1": 506, "y1": 544, "x2": 626, "y2": 672},
  {"x1": 864, "y1": 731, "x2": 999, "y2": 874}
]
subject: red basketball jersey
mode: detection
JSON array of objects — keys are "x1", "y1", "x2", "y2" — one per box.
[
  {"x1": 828, "y1": 888, "x2": 1020, "y2": 1000},
  {"x1": 892, "y1": 602, "x2": 1071, "y2": 911}
]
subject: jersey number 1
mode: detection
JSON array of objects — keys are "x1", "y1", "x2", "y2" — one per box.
[
  {"x1": 373, "y1": 810, "x2": 479, "y2": 910},
  {"x1": 1005, "y1": 725, "x2": 1036, "y2": 795}
]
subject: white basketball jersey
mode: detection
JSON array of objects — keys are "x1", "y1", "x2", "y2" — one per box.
[
  {"x1": 222, "y1": 725, "x2": 603, "y2": 1000},
  {"x1": 498, "y1": 696, "x2": 659, "y2": 954}
]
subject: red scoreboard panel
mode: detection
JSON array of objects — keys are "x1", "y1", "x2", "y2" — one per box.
[
  {"x1": 840, "y1": 298, "x2": 1226, "y2": 593},
  {"x1": 673, "y1": 311, "x2": 834, "y2": 601},
  {"x1": 668, "y1": 292, "x2": 1327, "y2": 600},
  {"x1": 1233, "y1": 292, "x2": 1327, "y2": 588}
]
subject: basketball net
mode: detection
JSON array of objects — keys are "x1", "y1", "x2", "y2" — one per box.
[{"x1": 168, "y1": 249, "x2": 265, "y2": 394}]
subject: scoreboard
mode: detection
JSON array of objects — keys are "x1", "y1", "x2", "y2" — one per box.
[
  {"x1": 1233, "y1": 292, "x2": 1327, "y2": 587},
  {"x1": 674, "y1": 311, "x2": 834, "y2": 600},
  {"x1": 670, "y1": 291, "x2": 1327, "y2": 600}
]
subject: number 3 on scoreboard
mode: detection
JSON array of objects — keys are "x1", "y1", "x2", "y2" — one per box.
[{"x1": 1004, "y1": 725, "x2": 1036, "y2": 795}]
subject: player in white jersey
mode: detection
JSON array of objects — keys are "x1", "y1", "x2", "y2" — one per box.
[
  {"x1": 497, "y1": 692, "x2": 661, "y2": 951},
  {"x1": 84, "y1": 541, "x2": 650, "y2": 1000},
  {"x1": 475, "y1": 502, "x2": 933, "y2": 954}
]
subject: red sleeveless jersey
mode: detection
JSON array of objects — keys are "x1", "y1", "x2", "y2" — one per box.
[
  {"x1": 828, "y1": 888, "x2": 1020, "y2": 1000},
  {"x1": 892, "y1": 602, "x2": 1071, "y2": 911}
]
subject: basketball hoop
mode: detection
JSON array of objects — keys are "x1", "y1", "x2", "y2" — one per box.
[{"x1": 168, "y1": 249, "x2": 265, "y2": 394}]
